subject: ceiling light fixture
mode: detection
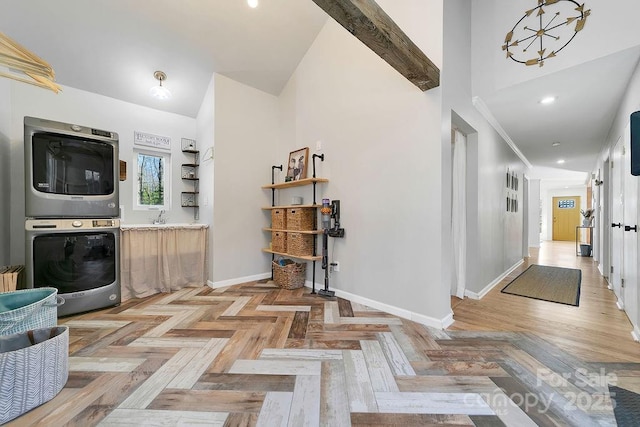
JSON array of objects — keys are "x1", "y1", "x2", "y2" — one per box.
[
  {"x1": 552, "y1": 141, "x2": 561, "y2": 147},
  {"x1": 557, "y1": 159, "x2": 566, "y2": 164},
  {"x1": 502, "y1": 0, "x2": 591, "y2": 67},
  {"x1": 540, "y1": 96, "x2": 556, "y2": 105},
  {"x1": 247, "y1": 0, "x2": 258, "y2": 8},
  {"x1": 150, "y1": 70, "x2": 172, "y2": 100}
]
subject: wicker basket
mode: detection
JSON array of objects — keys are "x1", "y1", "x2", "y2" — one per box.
[
  {"x1": 0, "y1": 288, "x2": 62, "y2": 336},
  {"x1": 0, "y1": 265, "x2": 25, "y2": 292},
  {"x1": 0, "y1": 326, "x2": 69, "y2": 424},
  {"x1": 286, "y1": 207, "x2": 315, "y2": 231},
  {"x1": 272, "y1": 260, "x2": 306, "y2": 290},
  {"x1": 271, "y1": 231, "x2": 287, "y2": 253},
  {"x1": 287, "y1": 232, "x2": 315, "y2": 257},
  {"x1": 271, "y1": 208, "x2": 287, "y2": 230}
]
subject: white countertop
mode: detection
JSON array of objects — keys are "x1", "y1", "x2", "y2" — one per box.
[{"x1": 120, "y1": 223, "x2": 209, "y2": 230}]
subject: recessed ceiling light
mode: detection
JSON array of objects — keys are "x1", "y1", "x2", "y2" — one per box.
[
  {"x1": 557, "y1": 159, "x2": 566, "y2": 164},
  {"x1": 247, "y1": 0, "x2": 258, "y2": 8},
  {"x1": 540, "y1": 96, "x2": 556, "y2": 105},
  {"x1": 552, "y1": 141, "x2": 561, "y2": 147}
]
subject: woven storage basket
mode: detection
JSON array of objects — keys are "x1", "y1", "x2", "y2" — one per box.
[
  {"x1": 272, "y1": 260, "x2": 306, "y2": 290},
  {"x1": 287, "y1": 232, "x2": 314, "y2": 257},
  {"x1": 286, "y1": 207, "x2": 315, "y2": 231},
  {"x1": 271, "y1": 231, "x2": 287, "y2": 253},
  {"x1": 0, "y1": 326, "x2": 69, "y2": 424},
  {"x1": 0, "y1": 265, "x2": 25, "y2": 293},
  {"x1": 0, "y1": 287, "x2": 61, "y2": 336},
  {"x1": 271, "y1": 208, "x2": 287, "y2": 230}
]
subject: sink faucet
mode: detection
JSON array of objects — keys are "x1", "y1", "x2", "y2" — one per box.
[{"x1": 153, "y1": 210, "x2": 166, "y2": 224}]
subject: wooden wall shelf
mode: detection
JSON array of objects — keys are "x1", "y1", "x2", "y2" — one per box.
[
  {"x1": 261, "y1": 204, "x2": 320, "y2": 210},
  {"x1": 262, "y1": 177, "x2": 328, "y2": 190},
  {"x1": 263, "y1": 227, "x2": 322, "y2": 235},
  {"x1": 262, "y1": 248, "x2": 322, "y2": 261}
]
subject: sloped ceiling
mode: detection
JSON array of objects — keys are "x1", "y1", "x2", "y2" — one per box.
[
  {"x1": 1, "y1": 0, "x2": 640, "y2": 177},
  {"x1": 0, "y1": 0, "x2": 328, "y2": 117}
]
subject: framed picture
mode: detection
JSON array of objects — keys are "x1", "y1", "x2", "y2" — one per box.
[{"x1": 286, "y1": 147, "x2": 309, "y2": 181}]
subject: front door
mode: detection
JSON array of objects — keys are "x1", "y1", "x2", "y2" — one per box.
[{"x1": 552, "y1": 196, "x2": 580, "y2": 241}]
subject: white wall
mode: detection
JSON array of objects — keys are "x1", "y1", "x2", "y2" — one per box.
[
  {"x1": 8, "y1": 82, "x2": 197, "y2": 265},
  {"x1": 277, "y1": 0, "x2": 449, "y2": 325},
  {"x1": 444, "y1": 0, "x2": 527, "y2": 298},
  {"x1": 196, "y1": 76, "x2": 215, "y2": 280},
  {"x1": 528, "y1": 179, "x2": 541, "y2": 248},
  {"x1": 540, "y1": 186, "x2": 588, "y2": 241},
  {"x1": 211, "y1": 74, "x2": 279, "y2": 284},
  {"x1": 0, "y1": 79, "x2": 11, "y2": 266}
]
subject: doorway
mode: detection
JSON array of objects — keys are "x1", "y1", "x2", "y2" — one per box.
[
  {"x1": 552, "y1": 196, "x2": 581, "y2": 241},
  {"x1": 451, "y1": 128, "x2": 467, "y2": 299},
  {"x1": 610, "y1": 136, "x2": 624, "y2": 305},
  {"x1": 622, "y1": 122, "x2": 638, "y2": 330}
]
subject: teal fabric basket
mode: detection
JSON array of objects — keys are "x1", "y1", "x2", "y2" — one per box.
[{"x1": 0, "y1": 288, "x2": 63, "y2": 335}]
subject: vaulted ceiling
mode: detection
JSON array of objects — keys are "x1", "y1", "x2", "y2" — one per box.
[
  {"x1": 0, "y1": 0, "x2": 328, "y2": 117},
  {"x1": 2, "y1": 0, "x2": 640, "y2": 179}
]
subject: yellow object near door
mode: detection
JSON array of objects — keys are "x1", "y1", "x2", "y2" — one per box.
[{"x1": 552, "y1": 196, "x2": 581, "y2": 241}]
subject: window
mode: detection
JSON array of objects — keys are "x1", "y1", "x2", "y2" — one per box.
[
  {"x1": 135, "y1": 151, "x2": 170, "y2": 209},
  {"x1": 558, "y1": 199, "x2": 575, "y2": 209}
]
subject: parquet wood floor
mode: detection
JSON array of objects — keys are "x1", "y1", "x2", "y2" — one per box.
[{"x1": 7, "y1": 241, "x2": 640, "y2": 426}]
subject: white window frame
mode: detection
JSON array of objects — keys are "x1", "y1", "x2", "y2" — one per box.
[{"x1": 133, "y1": 149, "x2": 171, "y2": 211}]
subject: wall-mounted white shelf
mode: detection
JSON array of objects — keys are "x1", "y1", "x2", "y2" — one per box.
[{"x1": 181, "y1": 141, "x2": 199, "y2": 220}]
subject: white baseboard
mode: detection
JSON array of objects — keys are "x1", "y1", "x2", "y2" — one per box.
[
  {"x1": 598, "y1": 264, "x2": 604, "y2": 276},
  {"x1": 208, "y1": 275, "x2": 453, "y2": 330},
  {"x1": 631, "y1": 326, "x2": 640, "y2": 343},
  {"x1": 617, "y1": 300, "x2": 625, "y2": 311},
  {"x1": 208, "y1": 273, "x2": 271, "y2": 289},
  {"x1": 465, "y1": 259, "x2": 525, "y2": 300},
  {"x1": 306, "y1": 280, "x2": 453, "y2": 330}
]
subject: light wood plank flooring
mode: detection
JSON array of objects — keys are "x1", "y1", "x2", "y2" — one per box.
[
  {"x1": 451, "y1": 241, "x2": 639, "y2": 363},
  {"x1": 6, "y1": 241, "x2": 639, "y2": 426}
]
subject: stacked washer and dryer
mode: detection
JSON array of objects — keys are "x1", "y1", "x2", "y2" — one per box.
[{"x1": 24, "y1": 117, "x2": 121, "y2": 317}]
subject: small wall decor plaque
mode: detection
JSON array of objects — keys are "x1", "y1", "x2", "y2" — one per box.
[{"x1": 134, "y1": 131, "x2": 171, "y2": 150}]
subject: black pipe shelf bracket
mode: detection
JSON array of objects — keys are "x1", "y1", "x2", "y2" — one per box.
[
  {"x1": 269, "y1": 165, "x2": 283, "y2": 279},
  {"x1": 271, "y1": 165, "x2": 283, "y2": 207},
  {"x1": 312, "y1": 154, "x2": 324, "y2": 206}
]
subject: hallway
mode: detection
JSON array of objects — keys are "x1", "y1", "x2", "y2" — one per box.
[{"x1": 450, "y1": 240, "x2": 639, "y2": 362}]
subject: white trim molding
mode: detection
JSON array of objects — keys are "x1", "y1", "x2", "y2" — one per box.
[
  {"x1": 632, "y1": 326, "x2": 640, "y2": 343},
  {"x1": 465, "y1": 259, "x2": 525, "y2": 300},
  {"x1": 209, "y1": 274, "x2": 454, "y2": 329},
  {"x1": 307, "y1": 280, "x2": 454, "y2": 329},
  {"x1": 472, "y1": 96, "x2": 533, "y2": 169},
  {"x1": 208, "y1": 273, "x2": 271, "y2": 289}
]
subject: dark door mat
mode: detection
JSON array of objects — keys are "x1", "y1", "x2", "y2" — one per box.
[{"x1": 610, "y1": 385, "x2": 640, "y2": 427}]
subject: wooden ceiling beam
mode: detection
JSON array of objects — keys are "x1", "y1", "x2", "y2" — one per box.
[{"x1": 312, "y1": 0, "x2": 440, "y2": 91}]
